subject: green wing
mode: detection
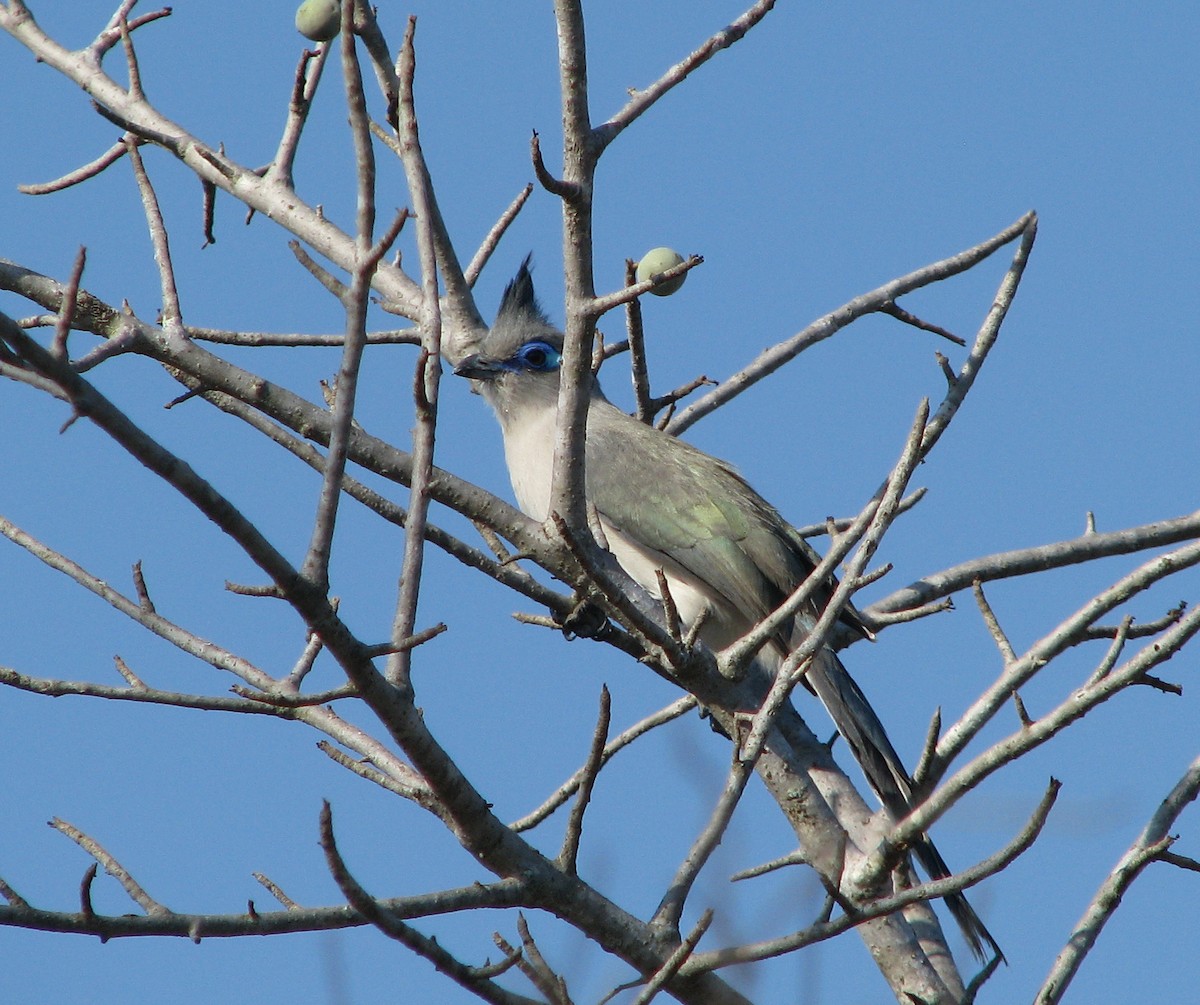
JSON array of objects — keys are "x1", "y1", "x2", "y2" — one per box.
[{"x1": 584, "y1": 402, "x2": 819, "y2": 628}]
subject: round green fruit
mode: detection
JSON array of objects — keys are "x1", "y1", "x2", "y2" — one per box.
[
  {"x1": 636, "y1": 247, "x2": 687, "y2": 296},
  {"x1": 295, "y1": 0, "x2": 341, "y2": 42}
]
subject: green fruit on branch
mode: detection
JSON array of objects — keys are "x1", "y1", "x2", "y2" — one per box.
[
  {"x1": 295, "y1": 0, "x2": 341, "y2": 42},
  {"x1": 636, "y1": 247, "x2": 687, "y2": 296}
]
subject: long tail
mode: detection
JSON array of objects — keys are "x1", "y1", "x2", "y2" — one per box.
[{"x1": 805, "y1": 648, "x2": 1004, "y2": 963}]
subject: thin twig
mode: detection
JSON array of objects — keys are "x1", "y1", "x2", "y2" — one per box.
[
  {"x1": 730, "y1": 850, "x2": 808, "y2": 882},
  {"x1": 911, "y1": 707, "x2": 943, "y2": 792},
  {"x1": 624, "y1": 258, "x2": 654, "y2": 422},
  {"x1": 649, "y1": 375, "x2": 716, "y2": 425},
  {"x1": 962, "y1": 952, "x2": 1005, "y2": 1004},
  {"x1": 266, "y1": 43, "x2": 332, "y2": 188},
  {"x1": 386, "y1": 17, "x2": 445, "y2": 686},
  {"x1": 319, "y1": 803, "x2": 541, "y2": 1005},
  {"x1": 289, "y1": 240, "x2": 349, "y2": 299},
  {"x1": 1158, "y1": 850, "x2": 1200, "y2": 874},
  {"x1": 80, "y1": 864, "x2": 99, "y2": 928},
  {"x1": 316, "y1": 741, "x2": 421, "y2": 801},
  {"x1": 351, "y1": 1, "x2": 400, "y2": 129},
  {"x1": 112, "y1": 655, "x2": 144, "y2": 688},
  {"x1": 878, "y1": 300, "x2": 966, "y2": 346},
  {"x1": 465, "y1": 184, "x2": 534, "y2": 287},
  {"x1": 593, "y1": 0, "x2": 777, "y2": 151},
  {"x1": 233, "y1": 683, "x2": 357, "y2": 707},
  {"x1": 653, "y1": 752, "x2": 756, "y2": 933},
  {"x1": 90, "y1": 3, "x2": 171, "y2": 59},
  {"x1": 864, "y1": 596, "x2": 953, "y2": 630},
  {"x1": 253, "y1": 872, "x2": 300, "y2": 911},
  {"x1": 117, "y1": 15, "x2": 144, "y2": 100},
  {"x1": 1084, "y1": 616, "x2": 1133, "y2": 687},
  {"x1": 631, "y1": 909, "x2": 714, "y2": 1005},
  {"x1": 518, "y1": 914, "x2": 574, "y2": 1005},
  {"x1": 131, "y1": 559, "x2": 155, "y2": 612},
  {"x1": 50, "y1": 246, "x2": 86, "y2": 360},
  {"x1": 509, "y1": 697, "x2": 697, "y2": 831},
  {"x1": 919, "y1": 217, "x2": 1038, "y2": 459},
  {"x1": 973, "y1": 580, "x2": 1016, "y2": 663},
  {"x1": 50, "y1": 818, "x2": 172, "y2": 916},
  {"x1": 0, "y1": 665, "x2": 303, "y2": 716},
  {"x1": 184, "y1": 325, "x2": 419, "y2": 347},
  {"x1": 794, "y1": 487, "x2": 928, "y2": 540},
  {"x1": 655, "y1": 569, "x2": 682, "y2": 643},
  {"x1": 364, "y1": 621, "x2": 448, "y2": 658},
  {"x1": 299, "y1": 12, "x2": 379, "y2": 592},
  {"x1": 1084, "y1": 605, "x2": 1186, "y2": 642},
  {"x1": 558, "y1": 686, "x2": 612, "y2": 875},
  {"x1": 589, "y1": 256, "x2": 702, "y2": 318},
  {"x1": 0, "y1": 875, "x2": 31, "y2": 910},
  {"x1": 530, "y1": 130, "x2": 577, "y2": 199},
  {"x1": 285, "y1": 628, "x2": 324, "y2": 689},
  {"x1": 124, "y1": 138, "x2": 184, "y2": 329}
]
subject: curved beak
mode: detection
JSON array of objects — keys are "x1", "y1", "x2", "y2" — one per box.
[{"x1": 453, "y1": 353, "x2": 504, "y2": 381}]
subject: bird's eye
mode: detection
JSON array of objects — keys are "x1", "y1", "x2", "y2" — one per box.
[{"x1": 515, "y1": 341, "x2": 560, "y2": 372}]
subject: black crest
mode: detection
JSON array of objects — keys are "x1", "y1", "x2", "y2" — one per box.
[{"x1": 496, "y1": 254, "x2": 551, "y2": 329}]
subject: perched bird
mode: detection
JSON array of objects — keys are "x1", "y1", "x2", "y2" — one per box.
[{"x1": 455, "y1": 259, "x2": 1001, "y2": 961}]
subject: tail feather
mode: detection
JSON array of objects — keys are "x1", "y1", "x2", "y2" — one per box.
[{"x1": 805, "y1": 648, "x2": 1004, "y2": 962}]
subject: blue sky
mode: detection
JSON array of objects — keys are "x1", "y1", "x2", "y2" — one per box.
[{"x1": 1, "y1": 3, "x2": 1198, "y2": 1003}]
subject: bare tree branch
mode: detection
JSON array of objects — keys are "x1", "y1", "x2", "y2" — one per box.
[
  {"x1": 299, "y1": 11, "x2": 391, "y2": 593},
  {"x1": 319, "y1": 802, "x2": 543, "y2": 1005},
  {"x1": 867, "y1": 510, "x2": 1200, "y2": 624},
  {"x1": 631, "y1": 908, "x2": 714, "y2": 1005},
  {"x1": 181, "y1": 324, "x2": 419, "y2": 347},
  {"x1": 509, "y1": 697, "x2": 697, "y2": 832},
  {"x1": 1035, "y1": 756, "x2": 1200, "y2": 1005},
  {"x1": 50, "y1": 818, "x2": 171, "y2": 917},
  {"x1": 1, "y1": 6, "x2": 1195, "y2": 1003},
  {"x1": 385, "y1": 17, "x2": 445, "y2": 686},
  {"x1": 0, "y1": 665, "x2": 306, "y2": 716},
  {"x1": 686, "y1": 778, "x2": 1057, "y2": 973},
  {"x1": 124, "y1": 139, "x2": 184, "y2": 331},
  {"x1": 262, "y1": 44, "x2": 332, "y2": 190},
  {"x1": 593, "y1": 0, "x2": 777, "y2": 151},
  {"x1": 50, "y1": 246, "x2": 86, "y2": 361},
  {"x1": 466, "y1": 184, "x2": 535, "y2": 287},
  {"x1": 19, "y1": 137, "x2": 139, "y2": 196},
  {"x1": 652, "y1": 744, "x2": 756, "y2": 935},
  {"x1": 666, "y1": 212, "x2": 1036, "y2": 436},
  {"x1": 558, "y1": 686, "x2": 612, "y2": 876},
  {"x1": 895, "y1": 565, "x2": 1200, "y2": 847}
]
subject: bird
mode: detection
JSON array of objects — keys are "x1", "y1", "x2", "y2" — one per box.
[{"x1": 454, "y1": 258, "x2": 1001, "y2": 962}]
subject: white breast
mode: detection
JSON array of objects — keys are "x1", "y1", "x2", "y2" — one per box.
[
  {"x1": 498, "y1": 402, "x2": 731, "y2": 645},
  {"x1": 499, "y1": 405, "x2": 559, "y2": 522}
]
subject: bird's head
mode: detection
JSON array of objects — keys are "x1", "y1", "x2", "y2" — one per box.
[{"x1": 454, "y1": 257, "x2": 568, "y2": 417}]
